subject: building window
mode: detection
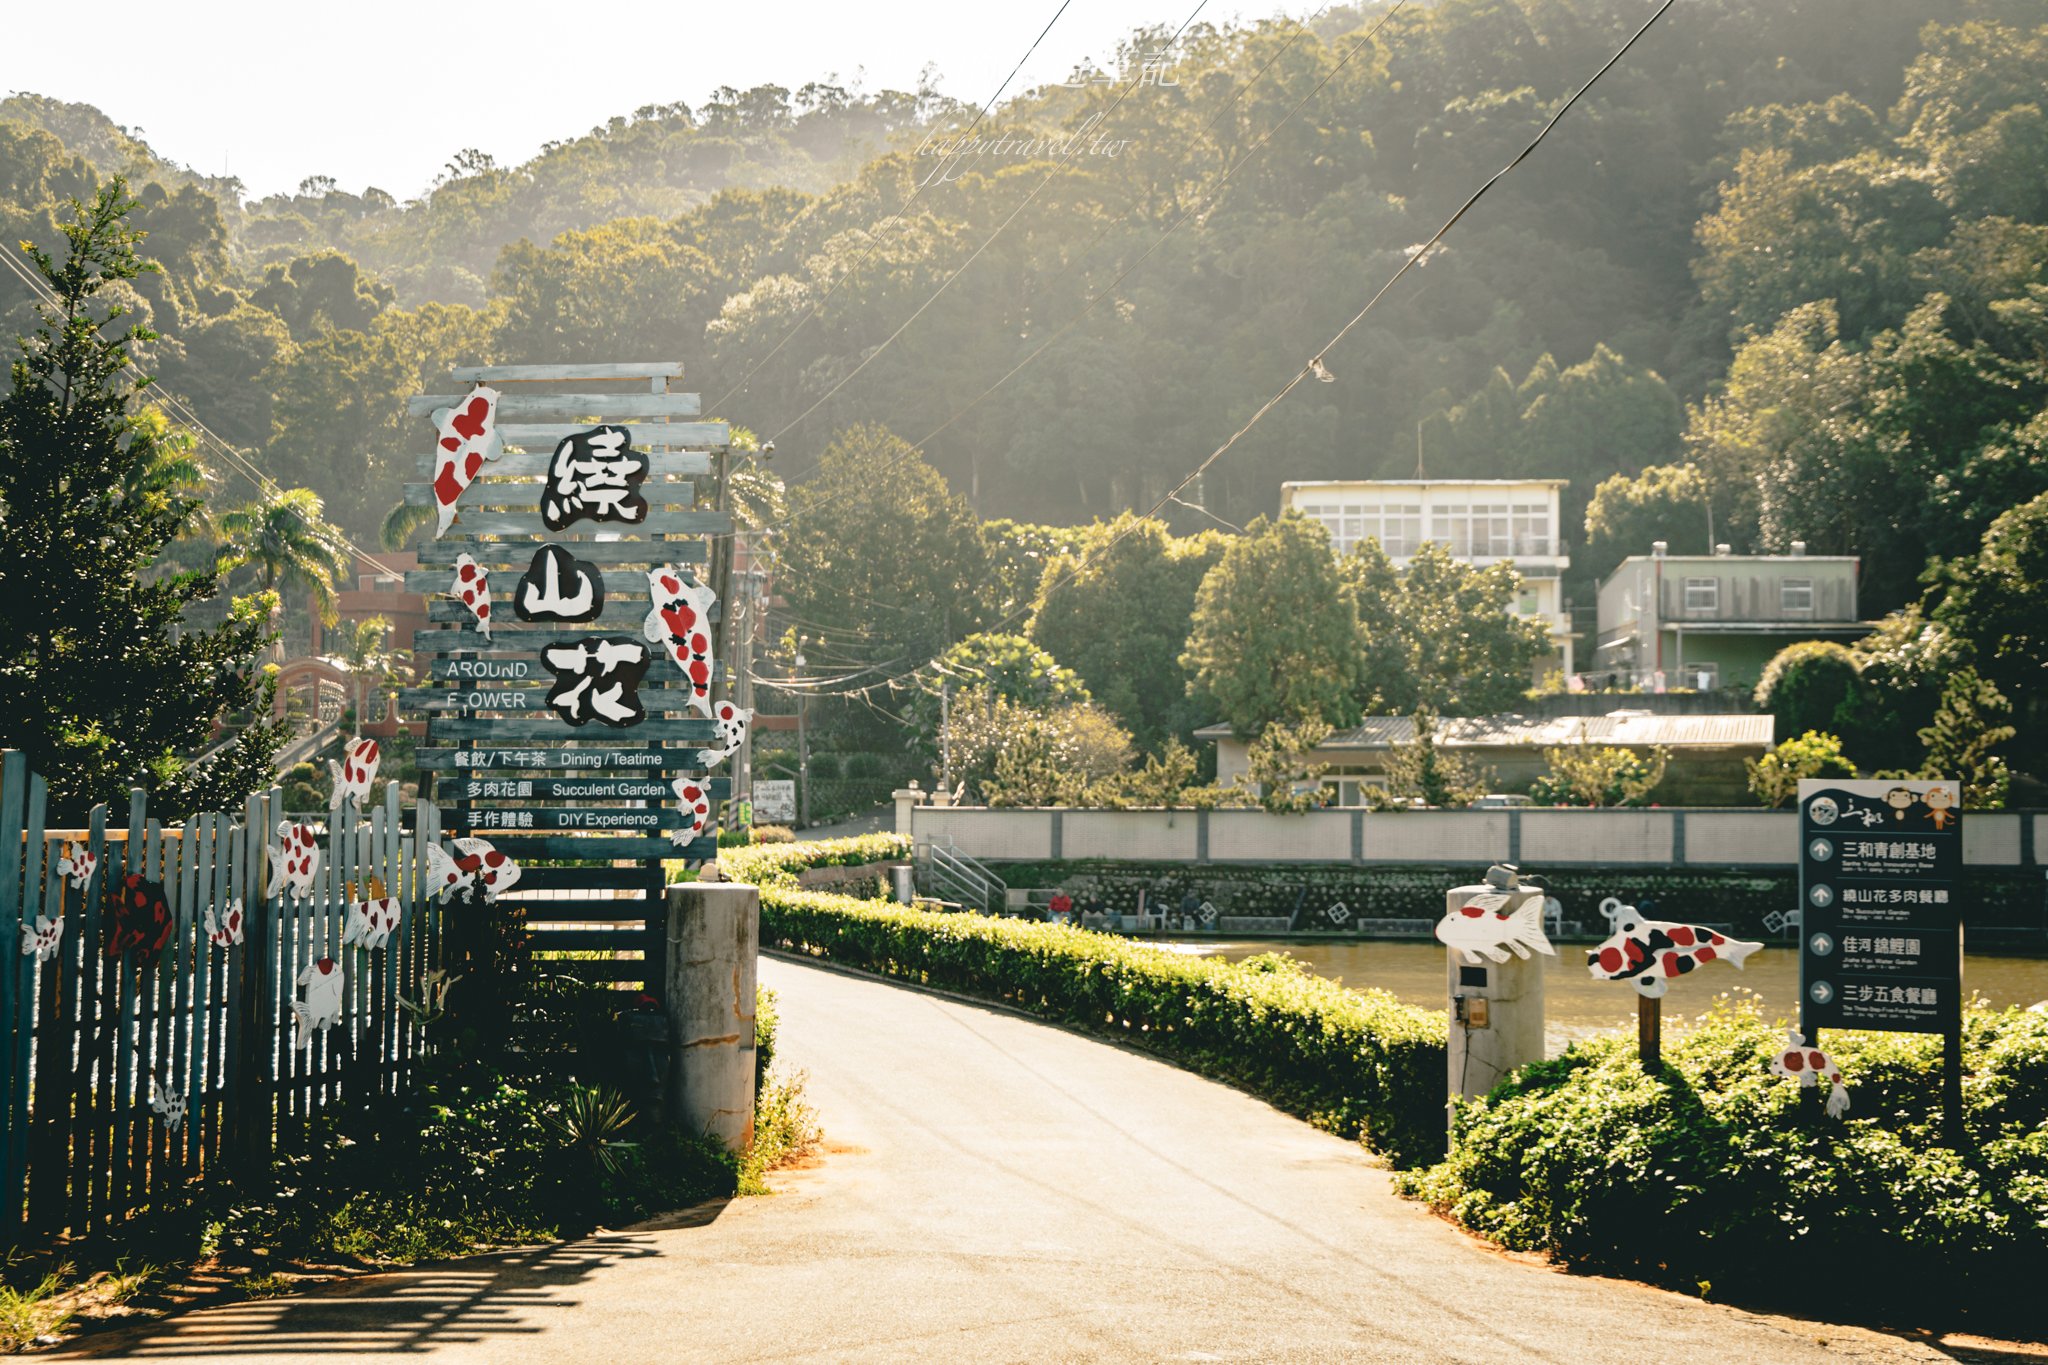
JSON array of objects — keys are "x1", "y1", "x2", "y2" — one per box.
[
  {"x1": 1683, "y1": 577, "x2": 1719, "y2": 615},
  {"x1": 1781, "y1": 578, "x2": 1814, "y2": 617},
  {"x1": 1511, "y1": 504, "x2": 1552, "y2": 556},
  {"x1": 1429, "y1": 504, "x2": 1471, "y2": 556},
  {"x1": 1516, "y1": 587, "x2": 1540, "y2": 617}
]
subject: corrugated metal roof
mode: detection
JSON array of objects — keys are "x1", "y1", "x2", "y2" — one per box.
[{"x1": 1196, "y1": 712, "x2": 1774, "y2": 748}]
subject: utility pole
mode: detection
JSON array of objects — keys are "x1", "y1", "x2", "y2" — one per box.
[
  {"x1": 795, "y1": 635, "x2": 810, "y2": 830},
  {"x1": 939, "y1": 674, "x2": 951, "y2": 792}
]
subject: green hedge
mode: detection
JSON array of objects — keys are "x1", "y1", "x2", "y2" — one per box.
[
  {"x1": 759, "y1": 885, "x2": 1448, "y2": 1167},
  {"x1": 1397, "y1": 996, "x2": 2048, "y2": 1318},
  {"x1": 719, "y1": 832, "x2": 910, "y2": 887}
]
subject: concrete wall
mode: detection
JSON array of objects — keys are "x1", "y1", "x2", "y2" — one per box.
[{"x1": 910, "y1": 805, "x2": 2043, "y2": 870}]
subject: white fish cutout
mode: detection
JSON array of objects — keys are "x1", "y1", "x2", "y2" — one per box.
[
  {"x1": 293, "y1": 957, "x2": 345, "y2": 1048},
  {"x1": 342, "y1": 896, "x2": 403, "y2": 952},
  {"x1": 642, "y1": 565, "x2": 717, "y2": 717},
  {"x1": 670, "y1": 776, "x2": 713, "y2": 848},
  {"x1": 1435, "y1": 891, "x2": 1556, "y2": 966},
  {"x1": 1586, "y1": 906, "x2": 1763, "y2": 999},
  {"x1": 19, "y1": 914, "x2": 63, "y2": 963},
  {"x1": 205, "y1": 897, "x2": 245, "y2": 948},
  {"x1": 1771, "y1": 1029, "x2": 1851, "y2": 1118},
  {"x1": 695, "y1": 702, "x2": 750, "y2": 769},
  {"x1": 57, "y1": 842, "x2": 97, "y2": 891},
  {"x1": 329, "y1": 737, "x2": 380, "y2": 816},
  {"x1": 450, "y1": 554, "x2": 492, "y2": 638},
  {"x1": 425, "y1": 838, "x2": 521, "y2": 902},
  {"x1": 148, "y1": 1073, "x2": 187, "y2": 1132},
  {"x1": 267, "y1": 822, "x2": 321, "y2": 903},
  {"x1": 431, "y1": 385, "x2": 502, "y2": 537}
]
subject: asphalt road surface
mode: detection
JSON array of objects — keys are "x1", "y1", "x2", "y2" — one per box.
[{"x1": 64, "y1": 957, "x2": 1955, "y2": 1363}]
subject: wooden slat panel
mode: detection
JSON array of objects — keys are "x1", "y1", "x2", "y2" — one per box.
[
  {"x1": 471, "y1": 834, "x2": 712, "y2": 860},
  {"x1": 0, "y1": 751, "x2": 27, "y2": 1227},
  {"x1": 507, "y1": 866, "x2": 664, "y2": 890},
  {"x1": 413, "y1": 746, "x2": 710, "y2": 773},
  {"x1": 408, "y1": 391, "x2": 703, "y2": 419},
  {"x1": 400, "y1": 480, "x2": 696, "y2": 509},
  {"x1": 421, "y1": 642, "x2": 723, "y2": 670},
  {"x1": 453, "y1": 808, "x2": 683, "y2": 833},
  {"x1": 413, "y1": 540, "x2": 709, "y2": 569},
  {"x1": 429, "y1": 508, "x2": 729, "y2": 538},
  {"x1": 488, "y1": 428, "x2": 721, "y2": 457},
  {"x1": 441, "y1": 776, "x2": 729, "y2": 802},
  {"x1": 450, "y1": 363, "x2": 684, "y2": 382},
  {"x1": 399, "y1": 685, "x2": 708, "y2": 714},
  {"x1": 422, "y1": 600, "x2": 701, "y2": 628},
  {"x1": 424, "y1": 716, "x2": 719, "y2": 742},
  {"x1": 403, "y1": 568, "x2": 712, "y2": 596}
]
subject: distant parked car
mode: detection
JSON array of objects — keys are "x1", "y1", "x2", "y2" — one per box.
[{"x1": 1470, "y1": 793, "x2": 1534, "y2": 809}]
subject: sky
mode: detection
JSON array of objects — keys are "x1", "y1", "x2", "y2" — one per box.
[{"x1": 1, "y1": 0, "x2": 1291, "y2": 200}]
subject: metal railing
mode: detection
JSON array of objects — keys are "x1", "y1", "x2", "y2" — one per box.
[{"x1": 915, "y1": 839, "x2": 1008, "y2": 915}]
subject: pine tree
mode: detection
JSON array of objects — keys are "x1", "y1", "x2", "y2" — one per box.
[
  {"x1": 1917, "y1": 668, "x2": 2015, "y2": 810},
  {"x1": 0, "y1": 182, "x2": 285, "y2": 818}
]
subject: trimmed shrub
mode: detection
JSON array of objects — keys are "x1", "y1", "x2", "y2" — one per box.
[
  {"x1": 721, "y1": 832, "x2": 910, "y2": 887},
  {"x1": 1397, "y1": 995, "x2": 2048, "y2": 1321},
  {"x1": 758, "y1": 885, "x2": 1447, "y2": 1167}
]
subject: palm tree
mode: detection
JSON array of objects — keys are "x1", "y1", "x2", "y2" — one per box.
[
  {"x1": 332, "y1": 615, "x2": 407, "y2": 726},
  {"x1": 215, "y1": 487, "x2": 355, "y2": 627}
]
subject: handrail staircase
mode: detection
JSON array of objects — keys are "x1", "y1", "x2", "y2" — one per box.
[{"x1": 915, "y1": 838, "x2": 1008, "y2": 916}]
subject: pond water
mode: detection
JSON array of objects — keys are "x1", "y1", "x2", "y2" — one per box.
[{"x1": 1170, "y1": 938, "x2": 2048, "y2": 1054}]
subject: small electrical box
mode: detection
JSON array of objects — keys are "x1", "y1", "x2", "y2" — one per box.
[{"x1": 1464, "y1": 997, "x2": 1490, "y2": 1029}]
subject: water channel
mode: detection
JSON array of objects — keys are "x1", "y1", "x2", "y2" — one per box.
[{"x1": 1171, "y1": 938, "x2": 2048, "y2": 1054}]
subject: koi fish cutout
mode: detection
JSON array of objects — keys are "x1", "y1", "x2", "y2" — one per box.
[
  {"x1": 1436, "y1": 891, "x2": 1556, "y2": 965},
  {"x1": 20, "y1": 913, "x2": 62, "y2": 963},
  {"x1": 342, "y1": 896, "x2": 403, "y2": 952},
  {"x1": 425, "y1": 838, "x2": 520, "y2": 903},
  {"x1": 695, "y1": 702, "x2": 750, "y2": 769},
  {"x1": 1770, "y1": 1029, "x2": 1851, "y2": 1118},
  {"x1": 57, "y1": 842, "x2": 97, "y2": 892},
  {"x1": 670, "y1": 776, "x2": 712, "y2": 848},
  {"x1": 205, "y1": 897, "x2": 245, "y2": 949},
  {"x1": 432, "y1": 385, "x2": 502, "y2": 537},
  {"x1": 293, "y1": 957, "x2": 345, "y2": 1048},
  {"x1": 450, "y1": 554, "x2": 492, "y2": 638},
  {"x1": 268, "y1": 822, "x2": 320, "y2": 902},
  {"x1": 104, "y1": 874, "x2": 173, "y2": 960},
  {"x1": 330, "y1": 737, "x2": 379, "y2": 816},
  {"x1": 642, "y1": 565, "x2": 716, "y2": 717},
  {"x1": 148, "y1": 1071, "x2": 187, "y2": 1132},
  {"x1": 1586, "y1": 904, "x2": 1763, "y2": 998}
]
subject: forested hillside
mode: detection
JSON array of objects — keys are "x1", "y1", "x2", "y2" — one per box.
[{"x1": 4, "y1": 0, "x2": 2047, "y2": 615}]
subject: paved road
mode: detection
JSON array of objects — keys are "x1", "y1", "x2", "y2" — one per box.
[{"x1": 67, "y1": 958, "x2": 1949, "y2": 1363}]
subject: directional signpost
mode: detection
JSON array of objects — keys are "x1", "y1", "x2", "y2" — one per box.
[{"x1": 1798, "y1": 777, "x2": 1965, "y2": 1140}]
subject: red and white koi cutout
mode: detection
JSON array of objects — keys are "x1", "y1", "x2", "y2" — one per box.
[
  {"x1": 343, "y1": 897, "x2": 403, "y2": 952},
  {"x1": 641, "y1": 565, "x2": 717, "y2": 717},
  {"x1": 293, "y1": 957, "x2": 345, "y2": 1048},
  {"x1": 268, "y1": 822, "x2": 321, "y2": 903},
  {"x1": 57, "y1": 841, "x2": 97, "y2": 892},
  {"x1": 329, "y1": 737, "x2": 380, "y2": 816},
  {"x1": 205, "y1": 897, "x2": 245, "y2": 949},
  {"x1": 695, "y1": 702, "x2": 751, "y2": 770},
  {"x1": 19, "y1": 913, "x2": 62, "y2": 963},
  {"x1": 425, "y1": 838, "x2": 521, "y2": 903},
  {"x1": 450, "y1": 554, "x2": 492, "y2": 639},
  {"x1": 1770, "y1": 1029, "x2": 1851, "y2": 1117},
  {"x1": 148, "y1": 1071, "x2": 187, "y2": 1133},
  {"x1": 1586, "y1": 905, "x2": 1763, "y2": 999},
  {"x1": 669, "y1": 776, "x2": 713, "y2": 848},
  {"x1": 431, "y1": 385, "x2": 502, "y2": 537}
]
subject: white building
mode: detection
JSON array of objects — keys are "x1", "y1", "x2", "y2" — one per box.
[{"x1": 1280, "y1": 478, "x2": 1575, "y2": 676}]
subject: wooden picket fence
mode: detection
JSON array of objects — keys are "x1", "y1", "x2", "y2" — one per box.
[{"x1": 0, "y1": 750, "x2": 446, "y2": 1240}]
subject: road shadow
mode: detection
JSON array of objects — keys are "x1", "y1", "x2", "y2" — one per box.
[{"x1": 52, "y1": 1222, "x2": 697, "y2": 1358}]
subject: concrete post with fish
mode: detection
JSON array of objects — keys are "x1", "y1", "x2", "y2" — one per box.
[{"x1": 1437, "y1": 864, "x2": 1554, "y2": 1126}]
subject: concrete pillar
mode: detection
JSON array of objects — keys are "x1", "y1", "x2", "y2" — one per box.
[
  {"x1": 893, "y1": 784, "x2": 925, "y2": 834},
  {"x1": 1444, "y1": 877, "x2": 1547, "y2": 1122},
  {"x1": 664, "y1": 882, "x2": 760, "y2": 1149}
]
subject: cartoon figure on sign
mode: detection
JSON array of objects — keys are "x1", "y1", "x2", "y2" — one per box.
[
  {"x1": 148, "y1": 1070, "x2": 187, "y2": 1133},
  {"x1": 695, "y1": 702, "x2": 750, "y2": 769},
  {"x1": 642, "y1": 565, "x2": 716, "y2": 717},
  {"x1": 57, "y1": 841, "x2": 97, "y2": 892},
  {"x1": 431, "y1": 386, "x2": 501, "y2": 537},
  {"x1": 540, "y1": 425, "x2": 649, "y2": 532},
  {"x1": 1435, "y1": 864, "x2": 1557, "y2": 965},
  {"x1": 515, "y1": 543, "x2": 604, "y2": 623},
  {"x1": 425, "y1": 838, "x2": 521, "y2": 903},
  {"x1": 104, "y1": 874, "x2": 174, "y2": 960},
  {"x1": 19, "y1": 913, "x2": 62, "y2": 963},
  {"x1": 268, "y1": 822, "x2": 321, "y2": 903},
  {"x1": 542, "y1": 637, "x2": 650, "y2": 728},
  {"x1": 1882, "y1": 786, "x2": 1919, "y2": 824},
  {"x1": 1586, "y1": 904, "x2": 1762, "y2": 998},
  {"x1": 449, "y1": 554, "x2": 491, "y2": 638},
  {"x1": 343, "y1": 896, "x2": 403, "y2": 952},
  {"x1": 1770, "y1": 1029, "x2": 1851, "y2": 1117},
  {"x1": 205, "y1": 897, "x2": 245, "y2": 948},
  {"x1": 293, "y1": 957, "x2": 345, "y2": 1048},
  {"x1": 669, "y1": 776, "x2": 712, "y2": 848},
  {"x1": 330, "y1": 737, "x2": 379, "y2": 817},
  {"x1": 1924, "y1": 785, "x2": 1956, "y2": 832}
]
